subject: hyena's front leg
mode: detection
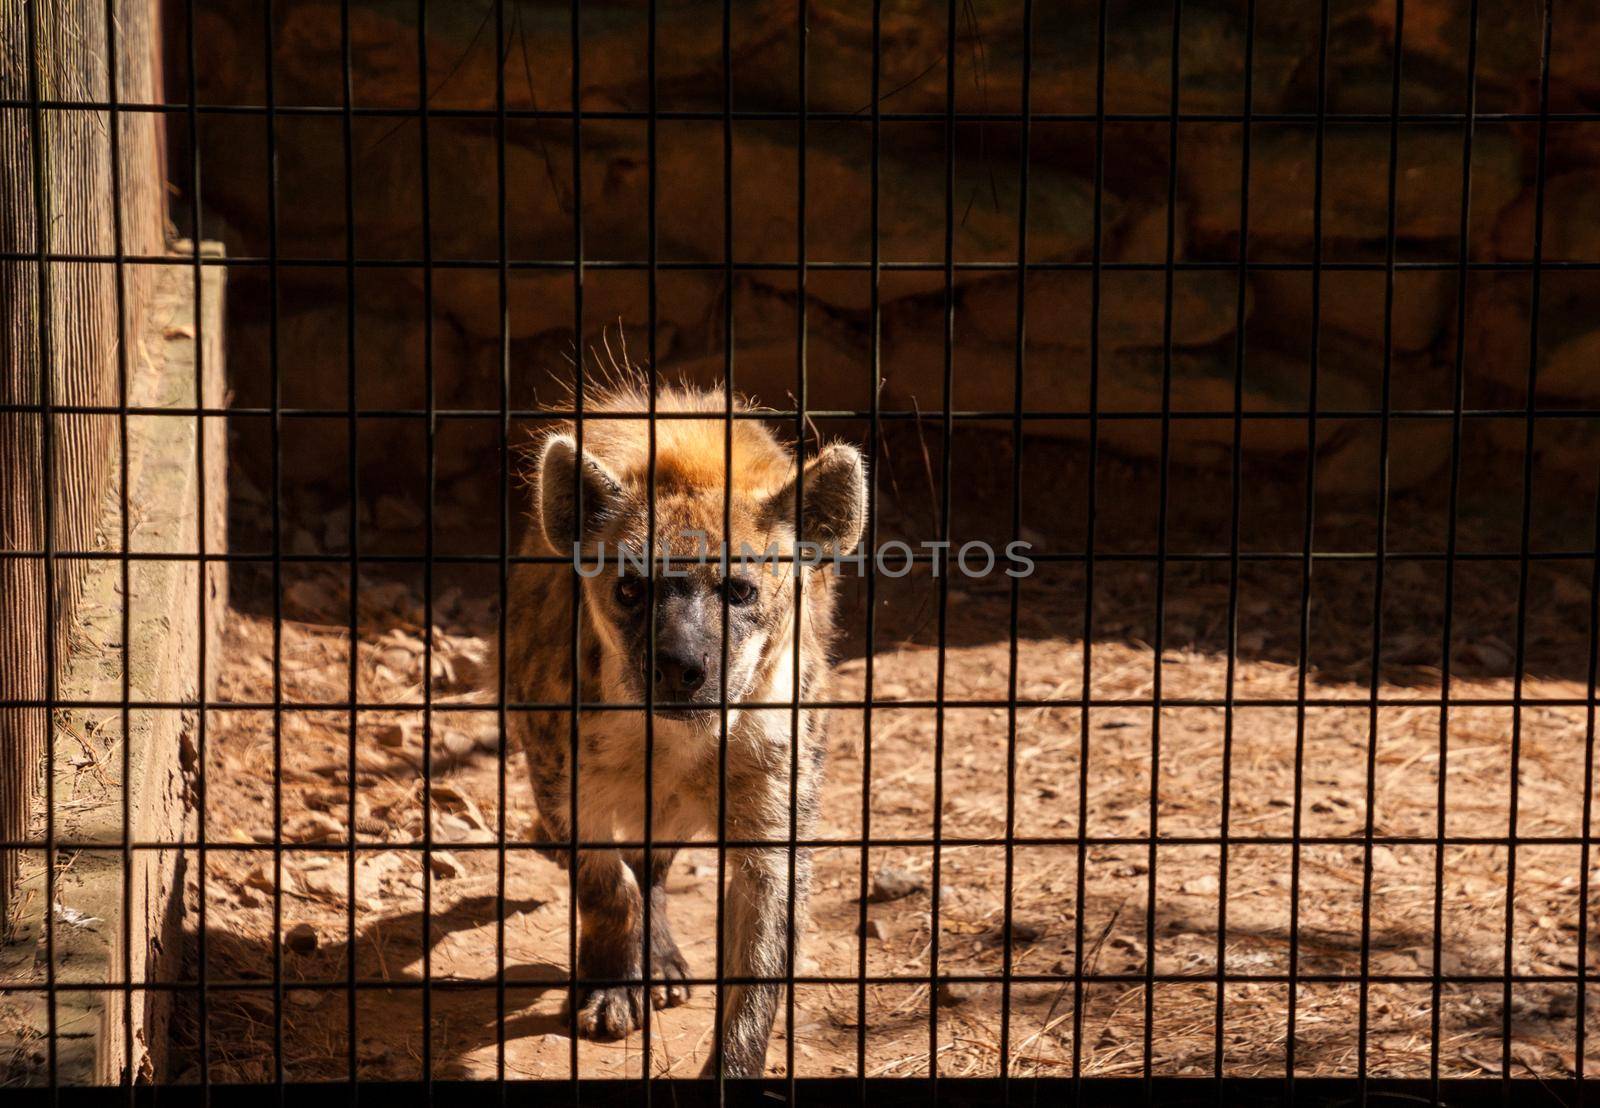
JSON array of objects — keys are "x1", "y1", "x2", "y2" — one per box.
[
  {"x1": 703, "y1": 845, "x2": 812, "y2": 1077},
  {"x1": 627, "y1": 848, "x2": 693, "y2": 1010},
  {"x1": 519, "y1": 743, "x2": 648, "y2": 1039},
  {"x1": 573, "y1": 848, "x2": 647, "y2": 1039}
]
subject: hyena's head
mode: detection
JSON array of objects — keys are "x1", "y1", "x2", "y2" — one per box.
[{"x1": 533, "y1": 386, "x2": 866, "y2": 722}]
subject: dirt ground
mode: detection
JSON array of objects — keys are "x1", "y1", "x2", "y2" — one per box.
[{"x1": 174, "y1": 428, "x2": 1600, "y2": 1082}]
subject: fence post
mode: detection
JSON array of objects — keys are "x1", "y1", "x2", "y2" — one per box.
[{"x1": 0, "y1": 0, "x2": 166, "y2": 923}]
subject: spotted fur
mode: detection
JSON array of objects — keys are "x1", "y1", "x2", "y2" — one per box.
[{"x1": 503, "y1": 375, "x2": 866, "y2": 1077}]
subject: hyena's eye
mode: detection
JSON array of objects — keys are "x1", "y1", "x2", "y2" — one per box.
[
  {"x1": 724, "y1": 576, "x2": 758, "y2": 606},
  {"x1": 615, "y1": 576, "x2": 647, "y2": 608}
]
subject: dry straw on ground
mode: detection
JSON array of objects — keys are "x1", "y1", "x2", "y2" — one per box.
[{"x1": 173, "y1": 428, "x2": 1600, "y2": 1082}]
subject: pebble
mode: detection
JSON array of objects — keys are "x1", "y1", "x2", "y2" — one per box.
[
  {"x1": 284, "y1": 922, "x2": 319, "y2": 954},
  {"x1": 863, "y1": 918, "x2": 890, "y2": 941},
  {"x1": 1004, "y1": 918, "x2": 1047, "y2": 944},
  {"x1": 432, "y1": 813, "x2": 477, "y2": 843},
  {"x1": 243, "y1": 866, "x2": 273, "y2": 892},
  {"x1": 374, "y1": 723, "x2": 409, "y2": 749},
  {"x1": 936, "y1": 981, "x2": 975, "y2": 1006},
  {"x1": 867, "y1": 866, "x2": 924, "y2": 904},
  {"x1": 441, "y1": 729, "x2": 478, "y2": 757},
  {"x1": 302, "y1": 868, "x2": 346, "y2": 899},
  {"x1": 244, "y1": 864, "x2": 292, "y2": 895},
  {"x1": 1370, "y1": 846, "x2": 1401, "y2": 872},
  {"x1": 286, "y1": 812, "x2": 344, "y2": 843},
  {"x1": 430, "y1": 782, "x2": 489, "y2": 830},
  {"x1": 429, "y1": 850, "x2": 466, "y2": 879}
]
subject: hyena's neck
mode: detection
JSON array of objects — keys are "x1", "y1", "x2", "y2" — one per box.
[{"x1": 748, "y1": 594, "x2": 831, "y2": 717}]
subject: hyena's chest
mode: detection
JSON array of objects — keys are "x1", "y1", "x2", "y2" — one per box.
[
  {"x1": 575, "y1": 712, "x2": 722, "y2": 838},
  {"x1": 576, "y1": 704, "x2": 813, "y2": 842}
]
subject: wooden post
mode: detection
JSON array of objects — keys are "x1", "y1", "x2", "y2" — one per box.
[{"x1": 0, "y1": 0, "x2": 166, "y2": 922}]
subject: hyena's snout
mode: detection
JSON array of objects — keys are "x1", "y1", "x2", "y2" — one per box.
[
  {"x1": 648, "y1": 596, "x2": 725, "y2": 711},
  {"x1": 653, "y1": 646, "x2": 708, "y2": 697}
]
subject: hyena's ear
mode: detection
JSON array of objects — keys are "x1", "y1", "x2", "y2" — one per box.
[
  {"x1": 764, "y1": 441, "x2": 868, "y2": 555},
  {"x1": 536, "y1": 433, "x2": 625, "y2": 550}
]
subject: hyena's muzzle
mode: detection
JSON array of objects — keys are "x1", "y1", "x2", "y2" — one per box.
[{"x1": 625, "y1": 578, "x2": 739, "y2": 719}]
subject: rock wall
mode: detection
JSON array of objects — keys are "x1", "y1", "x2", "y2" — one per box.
[{"x1": 171, "y1": 0, "x2": 1598, "y2": 529}]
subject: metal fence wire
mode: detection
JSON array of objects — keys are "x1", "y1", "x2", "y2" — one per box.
[{"x1": 3, "y1": 0, "x2": 1600, "y2": 1104}]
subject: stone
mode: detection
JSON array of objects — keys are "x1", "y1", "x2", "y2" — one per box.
[
  {"x1": 867, "y1": 866, "x2": 925, "y2": 904},
  {"x1": 1534, "y1": 328, "x2": 1600, "y2": 406},
  {"x1": 959, "y1": 266, "x2": 1249, "y2": 351},
  {"x1": 430, "y1": 813, "x2": 475, "y2": 843},
  {"x1": 430, "y1": 782, "x2": 489, "y2": 832},
  {"x1": 1474, "y1": 413, "x2": 1597, "y2": 488},
  {"x1": 1497, "y1": 174, "x2": 1600, "y2": 263},
  {"x1": 193, "y1": 1, "x2": 1276, "y2": 138},
  {"x1": 197, "y1": 100, "x2": 1106, "y2": 304},
  {"x1": 1249, "y1": 258, "x2": 1455, "y2": 354},
  {"x1": 301, "y1": 867, "x2": 348, "y2": 901},
  {"x1": 1366, "y1": 0, "x2": 1598, "y2": 113},
  {"x1": 285, "y1": 812, "x2": 344, "y2": 844},
  {"x1": 181, "y1": 0, "x2": 1561, "y2": 528},
  {"x1": 1184, "y1": 126, "x2": 1521, "y2": 247},
  {"x1": 1310, "y1": 407, "x2": 1454, "y2": 499},
  {"x1": 883, "y1": 334, "x2": 1354, "y2": 445},
  {"x1": 439, "y1": 728, "x2": 479, "y2": 758},
  {"x1": 374, "y1": 722, "x2": 409, "y2": 749},
  {"x1": 428, "y1": 850, "x2": 467, "y2": 880},
  {"x1": 219, "y1": 280, "x2": 490, "y2": 501},
  {"x1": 1466, "y1": 272, "x2": 1600, "y2": 405},
  {"x1": 355, "y1": 851, "x2": 407, "y2": 898},
  {"x1": 1003, "y1": 918, "x2": 1047, "y2": 944},
  {"x1": 1279, "y1": 17, "x2": 1476, "y2": 117},
  {"x1": 243, "y1": 865, "x2": 278, "y2": 893},
  {"x1": 283, "y1": 922, "x2": 319, "y2": 954},
  {"x1": 1467, "y1": 176, "x2": 1600, "y2": 408},
  {"x1": 1107, "y1": 201, "x2": 1190, "y2": 267}
]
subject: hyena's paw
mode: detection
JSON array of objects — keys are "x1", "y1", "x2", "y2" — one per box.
[
  {"x1": 574, "y1": 985, "x2": 642, "y2": 1040},
  {"x1": 650, "y1": 943, "x2": 692, "y2": 1010}
]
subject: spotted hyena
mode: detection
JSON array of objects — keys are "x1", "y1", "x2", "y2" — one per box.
[{"x1": 503, "y1": 374, "x2": 866, "y2": 1077}]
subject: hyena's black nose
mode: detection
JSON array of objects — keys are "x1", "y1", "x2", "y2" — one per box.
[{"x1": 655, "y1": 652, "x2": 707, "y2": 696}]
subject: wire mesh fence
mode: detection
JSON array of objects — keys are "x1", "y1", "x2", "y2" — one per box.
[{"x1": 2, "y1": 0, "x2": 1599, "y2": 1104}]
